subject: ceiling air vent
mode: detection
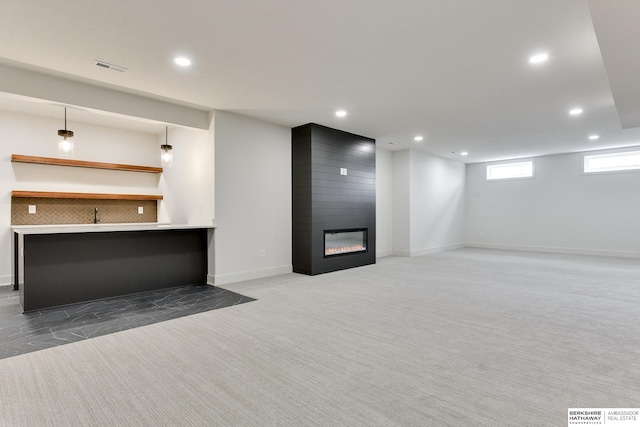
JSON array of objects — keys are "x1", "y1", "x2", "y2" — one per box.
[{"x1": 94, "y1": 60, "x2": 128, "y2": 73}]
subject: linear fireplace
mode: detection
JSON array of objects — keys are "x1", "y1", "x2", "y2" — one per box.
[
  {"x1": 292, "y1": 123, "x2": 376, "y2": 275},
  {"x1": 325, "y1": 229, "x2": 367, "y2": 257}
]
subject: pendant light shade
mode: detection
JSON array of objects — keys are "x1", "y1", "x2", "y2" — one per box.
[
  {"x1": 57, "y1": 108, "x2": 74, "y2": 157},
  {"x1": 161, "y1": 126, "x2": 173, "y2": 167}
]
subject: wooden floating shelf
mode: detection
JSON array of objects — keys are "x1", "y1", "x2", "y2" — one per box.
[
  {"x1": 11, "y1": 154, "x2": 163, "y2": 174},
  {"x1": 12, "y1": 191, "x2": 163, "y2": 201}
]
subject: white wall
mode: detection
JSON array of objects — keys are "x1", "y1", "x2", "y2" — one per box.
[
  {"x1": 391, "y1": 150, "x2": 412, "y2": 255},
  {"x1": 213, "y1": 110, "x2": 292, "y2": 285},
  {"x1": 409, "y1": 150, "x2": 466, "y2": 255},
  {"x1": 375, "y1": 149, "x2": 393, "y2": 257},
  {"x1": 0, "y1": 109, "x2": 214, "y2": 286},
  {"x1": 391, "y1": 149, "x2": 466, "y2": 256},
  {"x1": 158, "y1": 124, "x2": 215, "y2": 225},
  {"x1": 466, "y1": 150, "x2": 640, "y2": 257}
]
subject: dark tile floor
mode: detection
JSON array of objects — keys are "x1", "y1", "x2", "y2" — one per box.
[{"x1": 0, "y1": 285, "x2": 256, "y2": 360}]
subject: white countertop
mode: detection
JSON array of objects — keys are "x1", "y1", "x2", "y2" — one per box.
[{"x1": 11, "y1": 222, "x2": 216, "y2": 235}]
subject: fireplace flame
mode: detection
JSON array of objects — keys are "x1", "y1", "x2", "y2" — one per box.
[{"x1": 325, "y1": 244, "x2": 367, "y2": 256}]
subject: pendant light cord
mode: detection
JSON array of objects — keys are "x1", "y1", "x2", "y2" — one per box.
[{"x1": 64, "y1": 108, "x2": 67, "y2": 131}]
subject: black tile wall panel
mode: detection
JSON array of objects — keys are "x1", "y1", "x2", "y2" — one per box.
[{"x1": 292, "y1": 123, "x2": 376, "y2": 275}]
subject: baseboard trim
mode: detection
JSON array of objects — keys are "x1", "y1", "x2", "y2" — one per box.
[
  {"x1": 376, "y1": 250, "x2": 393, "y2": 258},
  {"x1": 465, "y1": 242, "x2": 640, "y2": 259},
  {"x1": 0, "y1": 275, "x2": 12, "y2": 287},
  {"x1": 392, "y1": 243, "x2": 465, "y2": 257},
  {"x1": 392, "y1": 250, "x2": 411, "y2": 257},
  {"x1": 212, "y1": 265, "x2": 293, "y2": 286},
  {"x1": 410, "y1": 243, "x2": 466, "y2": 257}
]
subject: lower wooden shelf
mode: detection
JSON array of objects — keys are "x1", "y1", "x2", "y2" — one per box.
[{"x1": 12, "y1": 191, "x2": 163, "y2": 201}]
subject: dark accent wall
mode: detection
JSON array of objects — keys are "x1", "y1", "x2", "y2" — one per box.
[{"x1": 292, "y1": 123, "x2": 376, "y2": 275}]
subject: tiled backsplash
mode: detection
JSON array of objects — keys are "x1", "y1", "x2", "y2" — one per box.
[{"x1": 11, "y1": 198, "x2": 158, "y2": 225}]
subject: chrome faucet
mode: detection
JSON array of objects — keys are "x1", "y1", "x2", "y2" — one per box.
[{"x1": 94, "y1": 207, "x2": 100, "y2": 224}]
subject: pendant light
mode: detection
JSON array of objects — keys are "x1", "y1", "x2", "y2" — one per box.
[
  {"x1": 57, "y1": 108, "x2": 74, "y2": 157},
  {"x1": 161, "y1": 126, "x2": 173, "y2": 167}
]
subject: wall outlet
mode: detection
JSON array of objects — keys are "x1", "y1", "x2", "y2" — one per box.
[
  {"x1": 260, "y1": 249, "x2": 266, "y2": 258},
  {"x1": 138, "y1": 206, "x2": 144, "y2": 214},
  {"x1": 28, "y1": 205, "x2": 36, "y2": 214},
  {"x1": 340, "y1": 167, "x2": 348, "y2": 176}
]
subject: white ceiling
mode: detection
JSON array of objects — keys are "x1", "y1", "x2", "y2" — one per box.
[{"x1": 0, "y1": 0, "x2": 639, "y2": 163}]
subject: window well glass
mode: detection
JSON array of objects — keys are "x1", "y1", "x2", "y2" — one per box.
[
  {"x1": 486, "y1": 161, "x2": 534, "y2": 180},
  {"x1": 584, "y1": 150, "x2": 640, "y2": 174}
]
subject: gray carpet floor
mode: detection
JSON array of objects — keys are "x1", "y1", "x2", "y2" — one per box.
[{"x1": 0, "y1": 248, "x2": 638, "y2": 426}]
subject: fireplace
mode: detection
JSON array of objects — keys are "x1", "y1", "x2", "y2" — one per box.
[
  {"x1": 324, "y1": 229, "x2": 367, "y2": 257},
  {"x1": 292, "y1": 123, "x2": 376, "y2": 275}
]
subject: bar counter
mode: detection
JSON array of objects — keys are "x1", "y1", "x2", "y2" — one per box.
[{"x1": 12, "y1": 223, "x2": 215, "y2": 312}]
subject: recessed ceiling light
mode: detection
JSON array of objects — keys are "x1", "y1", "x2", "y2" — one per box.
[
  {"x1": 529, "y1": 53, "x2": 549, "y2": 64},
  {"x1": 460, "y1": 151, "x2": 469, "y2": 156},
  {"x1": 174, "y1": 57, "x2": 191, "y2": 67},
  {"x1": 414, "y1": 136, "x2": 423, "y2": 142},
  {"x1": 569, "y1": 108, "x2": 583, "y2": 116},
  {"x1": 588, "y1": 134, "x2": 600, "y2": 140},
  {"x1": 335, "y1": 110, "x2": 347, "y2": 117}
]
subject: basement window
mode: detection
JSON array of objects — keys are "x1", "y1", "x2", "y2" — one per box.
[
  {"x1": 583, "y1": 150, "x2": 640, "y2": 174},
  {"x1": 486, "y1": 160, "x2": 534, "y2": 181}
]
